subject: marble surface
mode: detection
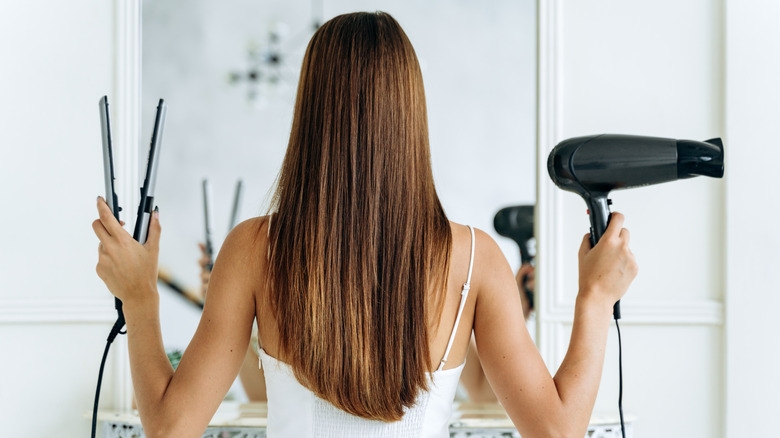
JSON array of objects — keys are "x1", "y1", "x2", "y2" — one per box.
[{"x1": 96, "y1": 402, "x2": 634, "y2": 437}]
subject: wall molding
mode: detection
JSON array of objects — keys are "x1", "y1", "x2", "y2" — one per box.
[
  {"x1": 542, "y1": 300, "x2": 724, "y2": 326},
  {"x1": 0, "y1": 299, "x2": 116, "y2": 324}
]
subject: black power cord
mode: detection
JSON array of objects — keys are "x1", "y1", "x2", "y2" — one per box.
[
  {"x1": 91, "y1": 316, "x2": 126, "y2": 438},
  {"x1": 615, "y1": 317, "x2": 626, "y2": 438}
]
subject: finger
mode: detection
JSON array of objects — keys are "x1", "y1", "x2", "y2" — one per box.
[
  {"x1": 603, "y1": 212, "x2": 625, "y2": 240},
  {"x1": 198, "y1": 242, "x2": 206, "y2": 254},
  {"x1": 579, "y1": 233, "x2": 592, "y2": 258},
  {"x1": 92, "y1": 219, "x2": 111, "y2": 242},
  {"x1": 145, "y1": 207, "x2": 161, "y2": 251},
  {"x1": 97, "y1": 197, "x2": 125, "y2": 237},
  {"x1": 619, "y1": 227, "x2": 631, "y2": 243},
  {"x1": 517, "y1": 263, "x2": 533, "y2": 275}
]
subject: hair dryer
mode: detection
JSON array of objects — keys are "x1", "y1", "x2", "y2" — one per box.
[{"x1": 547, "y1": 134, "x2": 724, "y2": 319}]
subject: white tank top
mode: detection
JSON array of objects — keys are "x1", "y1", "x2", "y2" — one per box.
[{"x1": 258, "y1": 225, "x2": 476, "y2": 437}]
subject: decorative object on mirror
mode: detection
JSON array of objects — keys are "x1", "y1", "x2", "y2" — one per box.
[
  {"x1": 547, "y1": 133, "x2": 725, "y2": 438},
  {"x1": 92, "y1": 97, "x2": 168, "y2": 438},
  {"x1": 228, "y1": 0, "x2": 323, "y2": 105}
]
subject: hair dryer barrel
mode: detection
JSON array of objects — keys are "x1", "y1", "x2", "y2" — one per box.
[{"x1": 547, "y1": 134, "x2": 723, "y2": 196}]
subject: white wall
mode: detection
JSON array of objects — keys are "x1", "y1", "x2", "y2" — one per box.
[
  {"x1": 724, "y1": 0, "x2": 780, "y2": 435},
  {"x1": 0, "y1": 0, "x2": 122, "y2": 435},
  {"x1": 537, "y1": 0, "x2": 726, "y2": 437}
]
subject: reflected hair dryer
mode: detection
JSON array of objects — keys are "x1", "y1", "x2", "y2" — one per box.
[
  {"x1": 547, "y1": 134, "x2": 724, "y2": 319},
  {"x1": 494, "y1": 205, "x2": 535, "y2": 308},
  {"x1": 494, "y1": 205, "x2": 535, "y2": 264}
]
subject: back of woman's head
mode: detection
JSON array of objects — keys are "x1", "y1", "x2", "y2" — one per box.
[{"x1": 268, "y1": 12, "x2": 452, "y2": 422}]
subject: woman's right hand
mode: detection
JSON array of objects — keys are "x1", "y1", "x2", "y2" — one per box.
[
  {"x1": 93, "y1": 196, "x2": 161, "y2": 308},
  {"x1": 577, "y1": 212, "x2": 638, "y2": 309}
]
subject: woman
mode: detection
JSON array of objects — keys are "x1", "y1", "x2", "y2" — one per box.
[{"x1": 93, "y1": 12, "x2": 637, "y2": 437}]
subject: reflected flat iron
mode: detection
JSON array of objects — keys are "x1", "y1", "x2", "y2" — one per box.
[
  {"x1": 201, "y1": 178, "x2": 244, "y2": 272},
  {"x1": 202, "y1": 179, "x2": 215, "y2": 271},
  {"x1": 229, "y1": 179, "x2": 243, "y2": 232}
]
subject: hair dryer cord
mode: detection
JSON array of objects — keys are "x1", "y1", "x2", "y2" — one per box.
[{"x1": 616, "y1": 317, "x2": 626, "y2": 438}]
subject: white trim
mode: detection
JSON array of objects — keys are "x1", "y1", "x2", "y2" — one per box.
[
  {"x1": 535, "y1": 0, "x2": 565, "y2": 366},
  {"x1": 0, "y1": 299, "x2": 116, "y2": 324},
  {"x1": 541, "y1": 300, "x2": 724, "y2": 326},
  {"x1": 113, "y1": 0, "x2": 142, "y2": 413}
]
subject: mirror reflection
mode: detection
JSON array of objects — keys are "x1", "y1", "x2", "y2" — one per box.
[{"x1": 142, "y1": 0, "x2": 536, "y2": 411}]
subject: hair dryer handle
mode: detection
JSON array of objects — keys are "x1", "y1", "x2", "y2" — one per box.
[{"x1": 586, "y1": 196, "x2": 621, "y2": 320}]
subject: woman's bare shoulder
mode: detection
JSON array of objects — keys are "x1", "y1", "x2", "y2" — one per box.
[
  {"x1": 229, "y1": 216, "x2": 270, "y2": 239},
  {"x1": 448, "y1": 221, "x2": 514, "y2": 296},
  {"x1": 218, "y1": 216, "x2": 271, "y2": 268},
  {"x1": 447, "y1": 221, "x2": 507, "y2": 263}
]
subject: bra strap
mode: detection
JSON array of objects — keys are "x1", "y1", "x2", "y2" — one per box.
[{"x1": 437, "y1": 225, "x2": 476, "y2": 371}]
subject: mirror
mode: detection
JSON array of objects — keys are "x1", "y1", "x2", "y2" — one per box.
[{"x1": 142, "y1": 0, "x2": 536, "y2": 403}]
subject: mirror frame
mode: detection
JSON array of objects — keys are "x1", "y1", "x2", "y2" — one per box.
[{"x1": 113, "y1": 0, "x2": 142, "y2": 411}]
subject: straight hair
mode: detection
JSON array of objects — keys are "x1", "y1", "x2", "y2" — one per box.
[{"x1": 267, "y1": 11, "x2": 452, "y2": 422}]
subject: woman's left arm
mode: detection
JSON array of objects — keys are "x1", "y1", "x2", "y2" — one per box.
[{"x1": 93, "y1": 198, "x2": 259, "y2": 437}]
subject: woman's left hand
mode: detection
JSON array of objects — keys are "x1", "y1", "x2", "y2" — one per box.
[{"x1": 92, "y1": 196, "x2": 161, "y2": 308}]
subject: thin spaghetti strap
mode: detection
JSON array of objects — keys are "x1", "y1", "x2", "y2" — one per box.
[
  {"x1": 438, "y1": 225, "x2": 476, "y2": 371},
  {"x1": 465, "y1": 225, "x2": 476, "y2": 285}
]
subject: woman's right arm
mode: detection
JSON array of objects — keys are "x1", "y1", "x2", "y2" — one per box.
[
  {"x1": 93, "y1": 199, "x2": 261, "y2": 436},
  {"x1": 473, "y1": 212, "x2": 637, "y2": 437}
]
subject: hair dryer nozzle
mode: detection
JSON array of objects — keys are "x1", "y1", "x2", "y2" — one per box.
[{"x1": 677, "y1": 138, "x2": 724, "y2": 179}]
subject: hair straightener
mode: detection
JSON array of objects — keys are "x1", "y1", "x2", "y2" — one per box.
[
  {"x1": 547, "y1": 133, "x2": 724, "y2": 438},
  {"x1": 93, "y1": 96, "x2": 167, "y2": 438}
]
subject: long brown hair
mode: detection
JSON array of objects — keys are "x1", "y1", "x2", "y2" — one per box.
[{"x1": 267, "y1": 12, "x2": 452, "y2": 422}]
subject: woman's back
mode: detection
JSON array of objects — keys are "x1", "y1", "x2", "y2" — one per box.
[{"x1": 252, "y1": 217, "x2": 481, "y2": 436}]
